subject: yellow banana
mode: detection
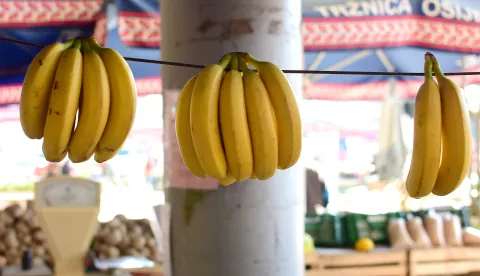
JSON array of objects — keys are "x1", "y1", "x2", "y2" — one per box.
[
  {"x1": 190, "y1": 54, "x2": 232, "y2": 179},
  {"x1": 175, "y1": 75, "x2": 206, "y2": 177},
  {"x1": 245, "y1": 53, "x2": 302, "y2": 170},
  {"x1": 219, "y1": 55, "x2": 253, "y2": 181},
  {"x1": 20, "y1": 39, "x2": 74, "y2": 139},
  {"x1": 47, "y1": 115, "x2": 77, "y2": 163},
  {"x1": 430, "y1": 53, "x2": 472, "y2": 196},
  {"x1": 42, "y1": 39, "x2": 83, "y2": 162},
  {"x1": 218, "y1": 172, "x2": 236, "y2": 186},
  {"x1": 89, "y1": 38, "x2": 137, "y2": 163},
  {"x1": 405, "y1": 54, "x2": 442, "y2": 198},
  {"x1": 240, "y1": 57, "x2": 278, "y2": 180},
  {"x1": 68, "y1": 40, "x2": 110, "y2": 163}
]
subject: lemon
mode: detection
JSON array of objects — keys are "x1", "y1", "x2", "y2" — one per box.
[
  {"x1": 304, "y1": 233, "x2": 315, "y2": 254},
  {"x1": 354, "y1": 237, "x2": 375, "y2": 252}
]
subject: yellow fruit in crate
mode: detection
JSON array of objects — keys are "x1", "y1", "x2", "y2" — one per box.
[
  {"x1": 304, "y1": 233, "x2": 315, "y2": 254},
  {"x1": 354, "y1": 238, "x2": 375, "y2": 252}
]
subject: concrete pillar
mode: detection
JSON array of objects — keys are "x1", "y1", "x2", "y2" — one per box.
[{"x1": 161, "y1": 1, "x2": 304, "y2": 276}]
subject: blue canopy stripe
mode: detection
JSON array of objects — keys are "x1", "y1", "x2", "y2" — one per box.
[
  {"x1": 116, "y1": 0, "x2": 480, "y2": 53},
  {"x1": 0, "y1": 77, "x2": 161, "y2": 115},
  {"x1": 304, "y1": 64, "x2": 480, "y2": 100},
  {"x1": 114, "y1": 0, "x2": 480, "y2": 101},
  {"x1": 0, "y1": 0, "x2": 106, "y2": 106}
]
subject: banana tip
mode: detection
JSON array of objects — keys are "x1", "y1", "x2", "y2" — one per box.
[
  {"x1": 424, "y1": 54, "x2": 430, "y2": 62},
  {"x1": 425, "y1": 52, "x2": 436, "y2": 61}
]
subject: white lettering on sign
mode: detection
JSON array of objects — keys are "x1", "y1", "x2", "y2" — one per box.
[
  {"x1": 421, "y1": 0, "x2": 480, "y2": 23},
  {"x1": 313, "y1": 0, "x2": 413, "y2": 17}
]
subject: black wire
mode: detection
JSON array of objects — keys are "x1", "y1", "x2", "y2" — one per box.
[{"x1": 1, "y1": 36, "x2": 479, "y2": 76}]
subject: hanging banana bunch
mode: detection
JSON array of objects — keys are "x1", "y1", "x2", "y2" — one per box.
[
  {"x1": 20, "y1": 37, "x2": 137, "y2": 163},
  {"x1": 175, "y1": 52, "x2": 302, "y2": 185},
  {"x1": 406, "y1": 52, "x2": 472, "y2": 198}
]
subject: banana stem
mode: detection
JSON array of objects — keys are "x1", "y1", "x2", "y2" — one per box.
[
  {"x1": 230, "y1": 55, "x2": 239, "y2": 71},
  {"x1": 81, "y1": 39, "x2": 92, "y2": 53},
  {"x1": 218, "y1": 53, "x2": 233, "y2": 69},
  {"x1": 239, "y1": 56, "x2": 249, "y2": 72},
  {"x1": 87, "y1": 37, "x2": 102, "y2": 51},
  {"x1": 64, "y1": 39, "x2": 76, "y2": 48},
  {"x1": 427, "y1": 52, "x2": 445, "y2": 79},
  {"x1": 424, "y1": 54, "x2": 433, "y2": 81},
  {"x1": 245, "y1": 53, "x2": 260, "y2": 68},
  {"x1": 72, "y1": 39, "x2": 82, "y2": 50}
]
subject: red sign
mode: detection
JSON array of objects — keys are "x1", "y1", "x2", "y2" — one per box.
[{"x1": 163, "y1": 90, "x2": 218, "y2": 190}]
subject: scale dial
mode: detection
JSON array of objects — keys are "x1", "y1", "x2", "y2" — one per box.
[{"x1": 35, "y1": 177, "x2": 100, "y2": 208}]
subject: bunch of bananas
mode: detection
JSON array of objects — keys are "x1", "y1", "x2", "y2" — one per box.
[
  {"x1": 406, "y1": 53, "x2": 472, "y2": 198},
  {"x1": 175, "y1": 53, "x2": 302, "y2": 185},
  {"x1": 20, "y1": 37, "x2": 137, "y2": 163}
]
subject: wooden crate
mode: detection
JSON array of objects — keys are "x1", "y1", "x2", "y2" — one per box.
[
  {"x1": 118, "y1": 264, "x2": 164, "y2": 276},
  {"x1": 305, "y1": 247, "x2": 407, "y2": 276},
  {"x1": 410, "y1": 247, "x2": 480, "y2": 276}
]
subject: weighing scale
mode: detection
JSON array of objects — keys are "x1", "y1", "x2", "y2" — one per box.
[{"x1": 34, "y1": 176, "x2": 101, "y2": 276}]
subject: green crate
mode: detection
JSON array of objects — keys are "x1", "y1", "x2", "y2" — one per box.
[
  {"x1": 344, "y1": 212, "x2": 406, "y2": 246},
  {"x1": 305, "y1": 213, "x2": 346, "y2": 247},
  {"x1": 411, "y1": 210, "x2": 429, "y2": 219},
  {"x1": 388, "y1": 212, "x2": 407, "y2": 220},
  {"x1": 305, "y1": 213, "x2": 320, "y2": 240},
  {"x1": 412, "y1": 206, "x2": 470, "y2": 227},
  {"x1": 458, "y1": 206, "x2": 471, "y2": 227}
]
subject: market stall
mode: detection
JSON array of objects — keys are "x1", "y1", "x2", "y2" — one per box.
[
  {"x1": 305, "y1": 207, "x2": 480, "y2": 275},
  {"x1": 0, "y1": 0, "x2": 480, "y2": 275}
]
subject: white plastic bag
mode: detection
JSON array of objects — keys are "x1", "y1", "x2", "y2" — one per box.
[
  {"x1": 388, "y1": 218, "x2": 414, "y2": 249},
  {"x1": 463, "y1": 227, "x2": 480, "y2": 246},
  {"x1": 406, "y1": 216, "x2": 432, "y2": 248},
  {"x1": 443, "y1": 213, "x2": 463, "y2": 246},
  {"x1": 424, "y1": 212, "x2": 445, "y2": 247}
]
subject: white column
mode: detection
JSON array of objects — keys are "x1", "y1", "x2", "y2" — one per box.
[{"x1": 161, "y1": 1, "x2": 304, "y2": 275}]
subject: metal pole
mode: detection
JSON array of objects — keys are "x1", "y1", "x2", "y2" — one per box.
[{"x1": 160, "y1": 1, "x2": 304, "y2": 276}]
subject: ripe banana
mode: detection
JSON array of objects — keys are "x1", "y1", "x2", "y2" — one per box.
[
  {"x1": 219, "y1": 55, "x2": 253, "y2": 181},
  {"x1": 175, "y1": 75, "x2": 206, "y2": 178},
  {"x1": 190, "y1": 54, "x2": 232, "y2": 179},
  {"x1": 218, "y1": 172, "x2": 236, "y2": 186},
  {"x1": 20, "y1": 39, "x2": 74, "y2": 139},
  {"x1": 240, "y1": 57, "x2": 278, "y2": 180},
  {"x1": 89, "y1": 38, "x2": 137, "y2": 163},
  {"x1": 42, "y1": 40, "x2": 83, "y2": 162},
  {"x1": 68, "y1": 40, "x2": 111, "y2": 163},
  {"x1": 429, "y1": 53, "x2": 472, "y2": 196},
  {"x1": 245, "y1": 53, "x2": 302, "y2": 170},
  {"x1": 405, "y1": 54, "x2": 442, "y2": 198}
]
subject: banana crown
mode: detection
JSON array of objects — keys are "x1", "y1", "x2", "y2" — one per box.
[
  {"x1": 229, "y1": 55, "x2": 239, "y2": 71},
  {"x1": 218, "y1": 53, "x2": 233, "y2": 69},
  {"x1": 239, "y1": 55, "x2": 253, "y2": 74},
  {"x1": 71, "y1": 39, "x2": 82, "y2": 50},
  {"x1": 80, "y1": 39, "x2": 93, "y2": 53}
]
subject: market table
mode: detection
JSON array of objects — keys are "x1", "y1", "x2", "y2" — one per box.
[
  {"x1": 305, "y1": 247, "x2": 407, "y2": 276},
  {"x1": 305, "y1": 246, "x2": 480, "y2": 276},
  {"x1": 409, "y1": 247, "x2": 480, "y2": 276}
]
